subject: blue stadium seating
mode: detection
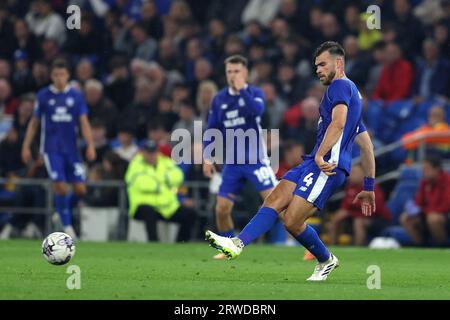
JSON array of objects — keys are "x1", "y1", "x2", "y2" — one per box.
[{"x1": 387, "y1": 166, "x2": 422, "y2": 225}]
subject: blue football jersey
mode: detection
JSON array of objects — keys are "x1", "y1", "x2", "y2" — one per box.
[
  {"x1": 34, "y1": 85, "x2": 88, "y2": 154},
  {"x1": 204, "y1": 84, "x2": 269, "y2": 165},
  {"x1": 305, "y1": 78, "x2": 366, "y2": 175}
]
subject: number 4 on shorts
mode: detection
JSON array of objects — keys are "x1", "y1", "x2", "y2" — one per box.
[{"x1": 299, "y1": 172, "x2": 314, "y2": 191}]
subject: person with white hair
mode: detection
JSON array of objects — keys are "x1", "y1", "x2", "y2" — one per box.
[{"x1": 84, "y1": 79, "x2": 118, "y2": 138}]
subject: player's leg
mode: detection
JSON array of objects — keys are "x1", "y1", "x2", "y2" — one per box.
[
  {"x1": 43, "y1": 152, "x2": 75, "y2": 235},
  {"x1": 425, "y1": 212, "x2": 447, "y2": 246},
  {"x1": 399, "y1": 212, "x2": 424, "y2": 245},
  {"x1": 65, "y1": 153, "x2": 87, "y2": 238},
  {"x1": 215, "y1": 195, "x2": 235, "y2": 237},
  {"x1": 205, "y1": 179, "x2": 296, "y2": 259},
  {"x1": 284, "y1": 195, "x2": 339, "y2": 281},
  {"x1": 205, "y1": 163, "x2": 304, "y2": 259}
]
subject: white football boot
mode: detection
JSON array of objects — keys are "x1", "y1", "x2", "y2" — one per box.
[
  {"x1": 306, "y1": 253, "x2": 339, "y2": 281},
  {"x1": 205, "y1": 230, "x2": 243, "y2": 260}
]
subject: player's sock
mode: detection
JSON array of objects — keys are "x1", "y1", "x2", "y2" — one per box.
[
  {"x1": 237, "y1": 207, "x2": 278, "y2": 246},
  {"x1": 55, "y1": 194, "x2": 72, "y2": 227},
  {"x1": 68, "y1": 193, "x2": 80, "y2": 211},
  {"x1": 293, "y1": 224, "x2": 330, "y2": 263},
  {"x1": 219, "y1": 229, "x2": 234, "y2": 237}
]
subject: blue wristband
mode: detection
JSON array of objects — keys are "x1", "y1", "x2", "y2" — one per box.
[{"x1": 363, "y1": 177, "x2": 375, "y2": 191}]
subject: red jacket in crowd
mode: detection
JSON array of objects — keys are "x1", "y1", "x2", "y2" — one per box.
[
  {"x1": 372, "y1": 59, "x2": 414, "y2": 102},
  {"x1": 341, "y1": 183, "x2": 391, "y2": 220},
  {"x1": 415, "y1": 170, "x2": 450, "y2": 215}
]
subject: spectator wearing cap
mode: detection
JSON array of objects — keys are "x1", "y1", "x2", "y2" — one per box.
[
  {"x1": 400, "y1": 155, "x2": 450, "y2": 246},
  {"x1": 125, "y1": 139, "x2": 196, "y2": 242},
  {"x1": 113, "y1": 125, "x2": 139, "y2": 162},
  {"x1": 12, "y1": 50, "x2": 35, "y2": 96}
]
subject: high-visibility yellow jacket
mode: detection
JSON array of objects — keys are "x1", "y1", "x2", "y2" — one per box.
[{"x1": 125, "y1": 153, "x2": 183, "y2": 219}]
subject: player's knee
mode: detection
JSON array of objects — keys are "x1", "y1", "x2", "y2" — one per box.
[
  {"x1": 262, "y1": 193, "x2": 286, "y2": 213},
  {"x1": 283, "y1": 217, "x2": 304, "y2": 235},
  {"x1": 73, "y1": 184, "x2": 87, "y2": 196},
  {"x1": 53, "y1": 183, "x2": 68, "y2": 195},
  {"x1": 215, "y1": 202, "x2": 232, "y2": 217}
]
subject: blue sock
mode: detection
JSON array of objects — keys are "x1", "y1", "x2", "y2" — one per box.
[
  {"x1": 294, "y1": 225, "x2": 330, "y2": 263},
  {"x1": 68, "y1": 193, "x2": 80, "y2": 211},
  {"x1": 219, "y1": 229, "x2": 234, "y2": 238},
  {"x1": 54, "y1": 194, "x2": 71, "y2": 227},
  {"x1": 238, "y1": 207, "x2": 279, "y2": 246}
]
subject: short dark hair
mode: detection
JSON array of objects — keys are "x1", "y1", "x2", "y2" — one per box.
[
  {"x1": 51, "y1": 58, "x2": 70, "y2": 72},
  {"x1": 224, "y1": 54, "x2": 248, "y2": 67},
  {"x1": 314, "y1": 41, "x2": 345, "y2": 60},
  {"x1": 425, "y1": 154, "x2": 442, "y2": 169}
]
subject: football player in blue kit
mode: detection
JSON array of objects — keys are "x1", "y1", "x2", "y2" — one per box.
[
  {"x1": 206, "y1": 42, "x2": 377, "y2": 281},
  {"x1": 203, "y1": 55, "x2": 278, "y2": 259},
  {"x1": 22, "y1": 58, "x2": 96, "y2": 239}
]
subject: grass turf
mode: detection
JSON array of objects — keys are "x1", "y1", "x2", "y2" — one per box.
[{"x1": 0, "y1": 240, "x2": 449, "y2": 300}]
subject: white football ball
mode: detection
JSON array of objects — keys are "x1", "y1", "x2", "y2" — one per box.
[{"x1": 42, "y1": 232, "x2": 76, "y2": 265}]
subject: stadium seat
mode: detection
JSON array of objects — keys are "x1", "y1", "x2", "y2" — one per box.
[
  {"x1": 387, "y1": 166, "x2": 421, "y2": 225},
  {"x1": 80, "y1": 207, "x2": 120, "y2": 241}
]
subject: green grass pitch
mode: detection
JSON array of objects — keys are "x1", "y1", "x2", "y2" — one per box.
[{"x1": 1, "y1": 240, "x2": 449, "y2": 300}]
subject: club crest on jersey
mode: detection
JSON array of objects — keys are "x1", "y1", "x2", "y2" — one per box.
[
  {"x1": 66, "y1": 97, "x2": 75, "y2": 107},
  {"x1": 49, "y1": 99, "x2": 56, "y2": 106},
  {"x1": 238, "y1": 98, "x2": 245, "y2": 107},
  {"x1": 220, "y1": 104, "x2": 228, "y2": 110}
]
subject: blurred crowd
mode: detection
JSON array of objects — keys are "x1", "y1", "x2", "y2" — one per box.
[{"x1": 0, "y1": 0, "x2": 449, "y2": 245}]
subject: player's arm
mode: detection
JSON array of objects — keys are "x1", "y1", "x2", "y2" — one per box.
[
  {"x1": 352, "y1": 130, "x2": 376, "y2": 216},
  {"x1": 238, "y1": 88, "x2": 265, "y2": 116},
  {"x1": 234, "y1": 74, "x2": 264, "y2": 116},
  {"x1": 314, "y1": 104, "x2": 348, "y2": 176},
  {"x1": 22, "y1": 117, "x2": 40, "y2": 164},
  {"x1": 79, "y1": 115, "x2": 96, "y2": 162}
]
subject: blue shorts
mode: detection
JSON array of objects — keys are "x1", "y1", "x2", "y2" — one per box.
[
  {"x1": 282, "y1": 159, "x2": 347, "y2": 211},
  {"x1": 43, "y1": 152, "x2": 86, "y2": 183},
  {"x1": 219, "y1": 162, "x2": 277, "y2": 201}
]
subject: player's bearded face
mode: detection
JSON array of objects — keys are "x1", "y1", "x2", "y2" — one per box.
[{"x1": 315, "y1": 52, "x2": 337, "y2": 86}]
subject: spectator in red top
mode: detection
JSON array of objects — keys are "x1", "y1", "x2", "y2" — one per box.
[
  {"x1": 276, "y1": 140, "x2": 304, "y2": 179},
  {"x1": 327, "y1": 164, "x2": 391, "y2": 246},
  {"x1": 372, "y1": 42, "x2": 414, "y2": 103},
  {"x1": 400, "y1": 155, "x2": 450, "y2": 246}
]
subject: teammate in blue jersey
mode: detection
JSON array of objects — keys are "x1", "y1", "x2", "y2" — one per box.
[
  {"x1": 203, "y1": 55, "x2": 278, "y2": 259},
  {"x1": 21, "y1": 59, "x2": 96, "y2": 238},
  {"x1": 206, "y1": 42, "x2": 377, "y2": 281}
]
